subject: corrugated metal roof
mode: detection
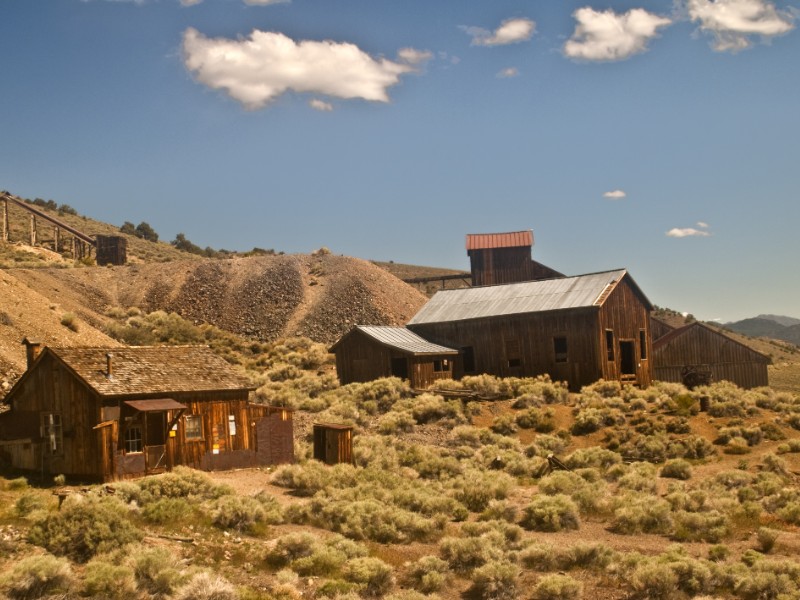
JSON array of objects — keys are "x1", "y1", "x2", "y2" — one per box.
[
  {"x1": 408, "y1": 270, "x2": 629, "y2": 325},
  {"x1": 466, "y1": 230, "x2": 533, "y2": 251},
  {"x1": 355, "y1": 326, "x2": 458, "y2": 355},
  {"x1": 50, "y1": 346, "x2": 255, "y2": 397}
]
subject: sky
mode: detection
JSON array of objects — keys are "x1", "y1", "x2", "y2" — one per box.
[{"x1": 1, "y1": 0, "x2": 798, "y2": 323}]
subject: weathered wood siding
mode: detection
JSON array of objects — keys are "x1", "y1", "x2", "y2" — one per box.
[
  {"x1": 0, "y1": 352, "x2": 105, "y2": 478},
  {"x1": 313, "y1": 424, "x2": 353, "y2": 465},
  {"x1": 651, "y1": 317, "x2": 675, "y2": 342},
  {"x1": 598, "y1": 278, "x2": 653, "y2": 388},
  {"x1": 333, "y1": 329, "x2": 453, "y2": 388},
  {"x1": 469, "y1": 247, "x2": 561, "y2": 286},
  {"x1": 410, "y1": 308, "x2": 603, "y2": 391},
  {"x1": 653, "y1": 324, "x2": 769, "y2": 389}
]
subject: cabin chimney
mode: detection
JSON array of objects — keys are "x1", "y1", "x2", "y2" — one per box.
[
  {"x1": 106, "y1": 353, "x2": 113, "y2": 379},
  {"x1": 21, "y1": 338, "x2": 43, "y2": 370}
]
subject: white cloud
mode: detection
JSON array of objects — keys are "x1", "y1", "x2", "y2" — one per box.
[
  {"x1": 697, "y1": 221, "x2": 710, "y2": 228},
  {"x1": 666, "y1": 227, "x2": 712, "y2": 238},
  {"x1": 466, "y1": 18, "x2": 536, "y2": 46},
  {"x1": 244, "y1": 0, "x2": 289, "y2": 4},
  {"x1": 603, "y1": 189, "x2": 627, "y2": 199},
  {"x1": 687, "y1": 0, "x2": 794, "y2": 51},
  {"x1": 180, "y1": 0, "x2": 202, "y2": 5},
  {"x1": 309, "y1": 99, "x2": 333, "y2": 112},
  {"x1": 564, "y1": 7, "x2": 672, "y2": 61},
  {"x1": 182, "y1": 28, "x2": 421, "y2": 109},
  {"x1": 497, "y1": 67, "x2": 519, "y2": 78},
  {"x1": 397, "y1": 48, "x2": 433, "y2": 66}
]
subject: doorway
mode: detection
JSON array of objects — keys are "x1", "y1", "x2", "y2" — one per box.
[
  {"x1": 619, "y1": 341, "x2": 636, "y2": 378},
  {"x1": 391, "y1": 357, "x2": 409, "y2": 380}
]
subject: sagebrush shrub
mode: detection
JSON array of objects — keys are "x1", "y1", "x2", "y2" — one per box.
[
  {"x1": 470, "y1": 560, "x2": 519, "y2": 600},
  {"x1": 531, "y1": 574, "x2": 583, "y2": 600},
  {"x1": 14, "y1": 491, "x2": 47, "y2": 517},
  {"x1": 212, "y1": 494, "x2": 272, "y2": 532},
  {"x1": 83, "y1": 559, "x2": 137, "y2": 599},
  {"x1": 173, "y1": 572, "x2": 238, "y2": 600},
  {"x1": 341, "y1": 557, "x2": 395, "y2": 597},
  {"x1": 129, "y1": 545, "x2": 185, "y2": 596},
  {"x1": 521, "y1": 494, "x2": 580, "y2": 532},
  {"x1": 612, "y1": 495, "x2": 672, "y2": 535},
  {"x1": 0, "y1": 554, "x2": 73, "y2": 599},
  {"x1": 405, "y1": 555, "x2": 449, "y2": 593},
  {"x1": 28, "y1": 495, "x2": 142, "y2": 562},
  {"x1": 660, "y1": 459, "x2": 692, "y2": 480}
]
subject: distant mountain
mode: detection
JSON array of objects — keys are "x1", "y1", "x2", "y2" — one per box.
[
  {"x1": 756, "y1": 314, "x2": 800, "y2": 327},
  {"x1": 725, "y1": 317, "x2": 800, "y2": 346}
]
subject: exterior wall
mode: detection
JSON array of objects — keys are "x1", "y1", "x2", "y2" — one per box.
[
  {"x1": 0, "y1": 353, "x2": 105, "y2": 478},
  {"x1": 653, "y1": 325, "x2": 769, "y2": 389},
  {"x1": 409, "y1": 309, "x2": 603, "y2": 391},
  {"x1": 598, "y1": 279, "x2": 653, "y2": 387},
  {"x1": 651, "y1": 317, "x2": 675, "y2": 342},
  {"x1": 468, "y1": 247, "x2": 561, "y2": 286},
  {"x1": 333, "y1": 331, "x2": 453, "y2": 388}
]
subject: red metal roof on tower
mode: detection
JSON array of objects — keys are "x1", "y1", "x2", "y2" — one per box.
[{"x1": 465, "y1": 230, "x2": 533, "y2": 251}]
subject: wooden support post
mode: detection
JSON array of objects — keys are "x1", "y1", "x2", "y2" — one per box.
[
  {"x1": 54, "y1": 226, "x2": 60, "y2": 252},
  {"x1": 71, "y1": 236, "x2": 75, "y2": 259},
  {"x1": 30, "y1": 214, "x2": 37, "y2": 246},
  {"x1": 1, "y1": 199, "x2": 8, "y2": 242}
]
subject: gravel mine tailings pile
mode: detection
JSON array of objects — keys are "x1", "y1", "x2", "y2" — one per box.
[{"x1": 7, "y1": 253, "x2": 428, "y2": 347}]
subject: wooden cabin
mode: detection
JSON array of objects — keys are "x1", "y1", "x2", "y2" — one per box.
[
  {"x1": 407, "y1": 269, "x2": 654, "y2": 391},
  {"x1": 330, "y1": 326, "x2": 458, "y2": 389},
  {"x1": 466, "y1": 230, "x2": 563, "y2": 286},
  {"x1": 653, "y1": 321, "x2": 770, "y2": 389},
  {"x1": 0, "y1": 342, "x2": 293, "y2": 481},
  {"x1": 313, "y1": 423, "x2": 353, "y2": 465}
]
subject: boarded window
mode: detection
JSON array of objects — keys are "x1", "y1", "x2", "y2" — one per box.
[
  {"x1": 554, "y1": 337, "x2": 568, "y2": 363},
  {"x1": 606, "y1": 330, "x2": 615, "y2": 361},
  {"x1": 640, "y1": 330, "x2": 647, "y2": 360},
  {"x1": 433, "y1": 359, "x2": 451, "y2": 372},
  {"x1": 124, "y1": 425, "x2": 143, "y2": 453},
  {"x1": 185, "y1": 415, "x2": 203, "y2": 440},
  {"x1": 41, "y1": 413, "x2": 63, "y2": 455}
]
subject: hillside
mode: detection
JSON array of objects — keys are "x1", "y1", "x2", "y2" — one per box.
[
  {"x1": 725, "y1": 317, "x2": 800, "y2": 346},
  {"x1": 0, "y1": 252, "x2": 427, "y2": 375}
]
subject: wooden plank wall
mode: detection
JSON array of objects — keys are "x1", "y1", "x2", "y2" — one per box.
[
  {"x1": 653, "y1": 324, "x2": 769, "y2": 389},
  {"x1": 598, "y1": 278, "x2": 653, "y2": 388},
  {"x1": 469, "y1": 247, "x2": 559, "y2": 286}
]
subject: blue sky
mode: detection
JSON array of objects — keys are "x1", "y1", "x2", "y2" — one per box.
[{"x1": 1, "y1": 0, "x2": 798, "y2": 322}]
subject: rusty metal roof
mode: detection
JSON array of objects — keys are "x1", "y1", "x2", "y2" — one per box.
[
  {"x1": 466, "y1": 230, "x2": 533, "y2": 251},
  {"x1": 347, "y1": 326, "x2": 458, "y2": 355},
  {"x1": 124, "y1": 399, "x2": 187, "y2": 412},
  {"x1": 49, "y1": 346, "x2": 255, "y2": 397},
  {"x1": 408, "y1": 269, "x2": 633, "y2": 325}
]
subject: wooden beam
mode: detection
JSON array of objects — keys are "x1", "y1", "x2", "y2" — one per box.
[
  {"x1": 2, "y1": 199, "x2": 8, "y2": 242},
  {"x1": 30, "y1": 214, "x2": 36, "y2": 246}
]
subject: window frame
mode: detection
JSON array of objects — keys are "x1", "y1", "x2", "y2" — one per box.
[
  {"x1": 124, "y1": 424, "x2": 143, "y2": 454},
  {"x1": 605, "y1": 330, "x2": 615, "y2": 362},
  {"x1": 184, "y1": 414, "x2": 204, "y2": 441},
  {"x1": 639, "y1": 329, "x2": 648, "y2": 361},
  {"x1": 554, "y1": 336, "x2": 568, "y2": 363},
  {"x1": 40, "y1": 412, "x2": 63, "y2": 456}
]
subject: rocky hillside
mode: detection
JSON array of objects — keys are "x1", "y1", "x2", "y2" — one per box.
[{"x1": 0, "y1": 252, "x2": 428, "y2": 377}]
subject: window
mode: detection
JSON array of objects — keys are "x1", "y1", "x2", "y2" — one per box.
[
  {"x1": 508, "y1": 358, "x2": 522, "y2": 368},
  {"x1": 228, "y1": 415, "x2": 237, "y2": 436},
  {"x1": 433, "y1": 359, "x2": 450, "y2": 373},
  {"x1": 639, "y1": 329, "x2": 647, "y2": 360},
  {"x1": 554, "y1": 336, "x2": 568, "y2": 363},
  {"x1": 606, "y1": 330, "x2": 615, "y2": 361},
  {"x1": 41, "y1": 413, "x2": 63, "y2": 455},
  {"x1": 185, "y1": 415, "x2": 203, "y2": 440},
  {"x1": 461, "y1": 347, "x2": 475, "y2": 373},
  {"x1": 124, "y1": 425, "x2": 142, "y2": 453},
  {"x1": 505, "y1": 339, "x2": 521, "y2": 369}
]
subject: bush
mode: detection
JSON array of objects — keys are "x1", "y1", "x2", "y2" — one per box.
[
  {"x1": 83, "y1": 559, "x2": 137, "y2": 599},
  {"x1": 470, "y1": 560, "x2": 519, "y2": 600},
  {"x1": 490, "y1": 414, "x2": 518, "y2": 435},
  {"x1": 341, "y1": 557, "x2": 395, "y2": 597},
  {"x1": 531, "y1": 574, "x2": 583, "y2": 600},
  {"x1": 129, "y1": 545, "x2": 185, "y2": 595},
  {"x1": 612, "y1": 495, "x2": 672, "y2": 535},
  {"x1": 516, "y1": 407, "x2": 555, "y2": 432},
  {"x1": 28, "y1": 495, "x2": 143, "y2": 562},
  {"x1": 173, "y1": 572, "x2": 238, "y2": 600},
  {"x1": 142, "y1": 496, "x2": 193, "y2": 524},
  {"x1": 212, "y1": 494, "x2": 271, "y2": 532},
  {"x1": 660, "y1": 459, "x2": 692, "y2": 480},
  {"x1": 60, "y1": 312, "x2": 79, "y2": 332},
  {"x1": 757, "y1": 527, "x2": 779, "y2": 553},
  {"x1": 0, "y1": 554, "x2": 73, "y2": 599},
  {"x1": 138, "y1": 466, "x2": 231, "y2": 501},
  {"x1": 440, "y1": 536, "x2": 496, "y2": 572},
  {"x1": 14, "y1": 491, "x2": 48, "y2": 517},
  {"x1": 521, "y1": 495, "x2": 580, "y2": 532},
  {"x1": 405, "y1": 555, "x2": 449, "y2": 593},
  {"x1": 672, "y1": 510, "x2": 729, "y2": 543}
]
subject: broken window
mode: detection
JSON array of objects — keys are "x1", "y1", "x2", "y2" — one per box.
[
  {"x1": 639, "y1": 329, "x2": 647, "y2": 360},
  {"x1": 554, "y1": 336, "x2": 568, "y2": 363},
  {"x1": 185, "y1": 415, "x2": 203, "y2": 440},
  {"x1": 40, "y1": 413, "x2": 63, "y2": 455},
  {"x1": 606, "y1": 330, "x2": 615, "y2": 361},
  {"x1": 124, "y1": 425, "x2": 143, "y2": 453}
]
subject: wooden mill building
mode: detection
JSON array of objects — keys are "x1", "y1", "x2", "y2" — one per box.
[
  {"x1": 406, "y1": 269, "x2": 654, "y2": 390},
  {"x1": 330, "y1": 326, "x2": 458, "y2": 389},
  {"x1": 652, "y1": 321, "x2": 770, "y2": 389},
  {"x1": 0, "y1": 341, "x2": 293, "y2": 481},
  {"x1": 466, "y1": 230, "x2": 563, "y2": 286}
]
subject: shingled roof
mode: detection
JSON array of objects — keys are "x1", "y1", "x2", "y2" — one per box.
[
  {"x1": 408, "y1": 269, "x2": 651, "y2": 325},
  {"x1": 43, "y1": 346, "x2": 255, "y2": 397}
]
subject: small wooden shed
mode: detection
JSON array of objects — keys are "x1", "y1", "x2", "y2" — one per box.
[
  {"x1": 408, "y1": 269, "x2": 654, "y2": 390},
  {"x1": 466, "y1": 230, "x2": 563, "y2": 286},
  {"x1": 330, "y1": 326, "x2": 458, "y2": 389},
  {"x1": 313, "y1": 423, "x2": 353, "y2": 465},
  {"x1": 0, "y1": 342, "x2": 294, "y2": 481},
  {"x1": 653, "y1": 321, "x2": 770, "y2": 389}
]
